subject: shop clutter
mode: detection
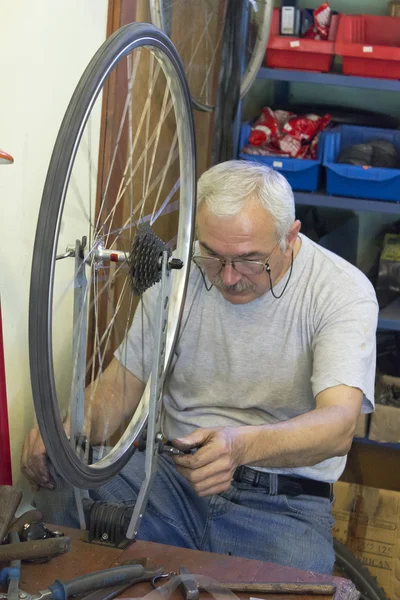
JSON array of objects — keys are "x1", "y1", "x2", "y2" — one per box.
[
  {"x1": 338, "y1": 140, "x2": 400, "y2": 169},
  {"x1": 240, "y1": 110, "x2": 400, "y2": 201},
  {"x1": 279, "y1": 1, "x2": 332, "y2": 40},
  {"x1": 242, "y1": 107, "x2": 331, "y2": 160},
  {"x1": 267, "y1": 2, "x2": 400, "y2": 79}
]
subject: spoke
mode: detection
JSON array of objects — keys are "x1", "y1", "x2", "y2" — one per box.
[
  {"x1": 94, "y1": 48, "x2": 142, "y2": 239},
  {"x1": 69, "y1": 174, "x2": 96, "y2": 231},
  {"x1": 104, "y1": 149, "x2": 179, "y2": 250},
  {"x1": 198, "y1": 16, "x2": 224, "y2": 99},
  {"x1": 143, "y1": 81, "x2": 171, "y2": 211},
  {"x1": 184, "y1": 9, "x2": 216, "y2": 87},
  {"x1": 151, "y1": 183, "x2": 180, "y2": 224},
  {"x1": 141, "y1": 53, "x2": 155, "y2": 222},
  {"x1": 127, "y1": 54, "x2": 134, "y2": 273},
  {"x1": 102, "y1": 60, "x2": 163, "y2": 246},
  {"x1": 101, "y1": 94, "x2": 175, "y2": 244},
  {"x1": 88, "y1": 275, "x2": 130, "y2": 386},
  {"x1": 88, "y1": 119, "x2": 93, "y2": 251},
  {"x1": 150, "y1": 132, "x2": 178, "y2": 222}
]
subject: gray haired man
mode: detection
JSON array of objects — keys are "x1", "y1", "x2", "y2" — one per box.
[{"x1": 22, "y1": 160, "x2": 378, "y2": 574}]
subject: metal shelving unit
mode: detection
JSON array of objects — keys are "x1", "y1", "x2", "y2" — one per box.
[
  {"x1": 251, "y1": 66, "x2": 400, "y2": 332},
  {"x1": 295, "y1": 191, "x2": 400, "y2": 215},
  {"x1": 257, "y1": 66, "x2": 400, "y2": 92}
]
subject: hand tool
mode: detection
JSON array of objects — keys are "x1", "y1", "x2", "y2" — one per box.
[
  {"x1": 8, "y1": 511, "x2": 43, "y2": 538},
  {"x1": 134, "y1": 433, "x2": 191, "y2": 457},
  {"x1": 151, "y1": 572, "x2": 177, "y2": 589},
  {"x1": 220, "y1": 582, "x2": 337, "y2": 595},
  {"x1": 80, "y1": 561, "x2": 164, "y2": 600},
  {"x1": 177, "y1": 567, "x2": 337, "y2": 598},
  {"x1": 0, "y1": 487, "x2": 22, "y2": 543},
  {"x1": 0, "y1": 537, "x2": 71, "y2": 563},
  {"x1": 0, "y1": 564, "x2": 146, "y2": 600},
  {"x1": 0, "y1": 530, "x2": 21, "y2": 600},
  {"x1": 178, "y1": 567, "x2": 199, "y2": 600}
]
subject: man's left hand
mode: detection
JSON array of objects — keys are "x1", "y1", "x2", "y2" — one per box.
[{"x1": 171, "y1": 427, "x2": 244, "y2": 496}]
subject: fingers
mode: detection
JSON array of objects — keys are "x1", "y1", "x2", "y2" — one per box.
[
  {"x1": 175, "y1": 456, "x2": 235, "y2": 496},
  {"x1": 173, "y1": 429, "x2": 231, "y2": 470},
  {"x1": 21, "y1": 429, "x2": 54, "y2": 490},
  {"x1": 172, "y1": 427, "x2": 219, "y2": 451}
]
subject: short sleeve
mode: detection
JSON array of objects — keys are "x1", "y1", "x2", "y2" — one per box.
[
  {"x1": 114, "y1": 284, "x2": 159, "y2": 383},
  {"x1": 311, "y1": 292, "x2": 378, "y2": 414}
]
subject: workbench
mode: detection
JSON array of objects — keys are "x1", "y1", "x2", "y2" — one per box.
[{"x1": 18, "y1": 527, "x2": 357, "y2": 600}]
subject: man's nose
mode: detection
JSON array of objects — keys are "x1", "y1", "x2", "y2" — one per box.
[{"x1": 221, "y1": 263, "x2": 242, "y2": 287}]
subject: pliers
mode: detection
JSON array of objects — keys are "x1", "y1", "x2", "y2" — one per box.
[{"x1": 0, "y1": 563, "x2": 159, "y2": 600}]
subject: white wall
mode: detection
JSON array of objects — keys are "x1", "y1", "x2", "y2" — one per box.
[{"x1": 0, "y1": 1, "x2": 108, "y2": 486}]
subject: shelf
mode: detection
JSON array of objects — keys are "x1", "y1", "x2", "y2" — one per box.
[
  {"x1": 257, "y1": 67, "x2": 400, "y2": 92},
  {"x1": 378, "y1": 297, "x2": 400, "y2": 331},
  {"x1": 295, "y1": 192, "x2": 400, "y2": 214}
]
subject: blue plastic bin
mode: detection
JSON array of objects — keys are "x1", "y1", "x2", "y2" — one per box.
[
  {"x1": 323, "y1": 125, "x2": 400, "y2": 202},
  {"x1": 239, "y1": 123, "x2": 323, "y2": 192}
]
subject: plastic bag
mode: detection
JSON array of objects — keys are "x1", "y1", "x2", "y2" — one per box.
[
  {"x1": 303, "y1": 1, "x2": 331, "y2": 40},
  {"x1": 243, "y1": 107, "x2": 331, "y2": 159}
]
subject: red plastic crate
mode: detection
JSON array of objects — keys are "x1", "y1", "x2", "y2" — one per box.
[
  {"x1": 266, "y1": 9, "x2": 339, "y2": 73},
  {"x1": 336, "y1": 15, "x2": 400, "y2": 79}
]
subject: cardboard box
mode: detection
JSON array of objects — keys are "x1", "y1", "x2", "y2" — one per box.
[
  {"x1": 370, "y1": 375, "x2": 400, "y2": 443},
  {"x1": 370, "y1": 405, "x2": 400, "y2": 443},
  {"x1": 354, "y1": 413, "x2": 368, "y2": 438},
  {"x1": 333, "y1": 481, "x2": 400, "y2": 599}
]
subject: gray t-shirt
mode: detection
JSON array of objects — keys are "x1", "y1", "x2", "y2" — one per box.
[{"x1": 117, "y1": 234, "x2": 378, "y2": 483}]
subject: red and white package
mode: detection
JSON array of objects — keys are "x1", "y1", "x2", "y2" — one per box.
[
  {"x1": 243, "y1": 107, "x2": 331, "y2": 160},
  {"x1": 303, "y1": 1, "x2": 331, "y2": 40},
  {"x1": 313, "y1": 1, "x2": 331, "y2": 40},
  {"x1": 248, "y1": 107, "x2": 280, "y2": 146}
]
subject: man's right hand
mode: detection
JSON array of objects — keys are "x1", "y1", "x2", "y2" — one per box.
[{"x1": 21, "y1": 428, "x2": 55, "y2": 490}]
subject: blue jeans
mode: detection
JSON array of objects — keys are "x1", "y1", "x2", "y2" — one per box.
[{"x1": 36, "y1": 451, "x2": 335, "y2": 574}]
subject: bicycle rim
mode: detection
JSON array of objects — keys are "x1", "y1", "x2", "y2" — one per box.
[
  {"x1": 240, "y1": 0, "x2": 273, "y2": 99},
  {"x1": 29, "y1": 22, "x2": 196, "y2": 489},
  {"x1": 150, "y1": 0, "x2": 227, "y2": 112}
]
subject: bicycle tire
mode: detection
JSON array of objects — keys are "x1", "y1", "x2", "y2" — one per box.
[
  {"x1": 334, "y1": 539, "x2": 389, "y2": 600},
  {"x1": 149, "y1": 0, "x2": 228, "y2": 112},
  {"x1": 29, "y1": 22, "x2": 196, "y2": 489},
  {"x1": 240, "y1": 0, "x2": 273, "y2": 99}
]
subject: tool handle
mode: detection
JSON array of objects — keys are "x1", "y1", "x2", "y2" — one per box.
[
  {"x1": 0, "y1": 536, "x2": 71, "y2": 561},
  {"x1": 222, "y1": 582, "x2": 336, "y2": 595},
  {"x1": 0, "y1": 486, "x2": 22, "y2": 542},
  {"x1": 48, "y1": 564, "x2": 145, "y2": 600}
]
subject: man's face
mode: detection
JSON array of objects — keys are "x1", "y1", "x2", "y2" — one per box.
[{"x1": 196, "y1": 200, "x2": 290, "y2": 305}]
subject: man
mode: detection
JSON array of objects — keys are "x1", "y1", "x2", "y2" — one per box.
[{"x1": 22, "y1": 160, "x2": 378, "y2": 574}]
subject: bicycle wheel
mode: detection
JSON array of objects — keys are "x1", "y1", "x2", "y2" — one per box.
[
  {"x1": 29, "y1": 22, "x2": 196, "y2": 489},
  {"x1": 240, "y1": 0, "x2": 273, "y2": 99},
  {"x1": 334, "y1": 540, "x2": 389, "y2": 600},
  {"x1": 150, "y1": 0, "x2": 228, "y2": 112}
]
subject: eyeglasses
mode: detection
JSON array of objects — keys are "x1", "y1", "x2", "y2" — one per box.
[{"x1": 192, "y1": 240, "x2": 281, "y2": 277}]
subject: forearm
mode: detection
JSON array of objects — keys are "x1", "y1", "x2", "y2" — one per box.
[
  {"x1": 236, "y1": 405, "x2": 357, "y2": 469},
  {"x1": 65, "y1": 359, "x2": 145, "y2": 445},
  {"x1": 82, "y1": 379, "x2": 128, "y2": 444}
]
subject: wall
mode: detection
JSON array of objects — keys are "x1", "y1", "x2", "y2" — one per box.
[{"x1": 0, "y1": 1, "x2": 108, "y2": 486}]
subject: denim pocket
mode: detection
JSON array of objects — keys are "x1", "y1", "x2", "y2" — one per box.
[{"x1": 282, "y1": 494, "x2": 335, "y2": 526}]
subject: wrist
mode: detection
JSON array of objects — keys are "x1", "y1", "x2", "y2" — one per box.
[{"x1": 232, "y1": 425, "x2": 264, "y2": 466}]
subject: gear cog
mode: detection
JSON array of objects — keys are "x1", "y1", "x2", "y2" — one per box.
[{"x1": 129, "y1": 224, "x2": 170, "y2": 296}]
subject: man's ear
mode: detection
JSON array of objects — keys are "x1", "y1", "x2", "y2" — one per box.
[{"x1": 285, "y1": 220, "x2": 301, "y2": 255}]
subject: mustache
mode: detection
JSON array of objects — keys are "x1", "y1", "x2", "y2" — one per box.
[{"x1": 210, "y1": 274, "x2": 256, "y2": 293}]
